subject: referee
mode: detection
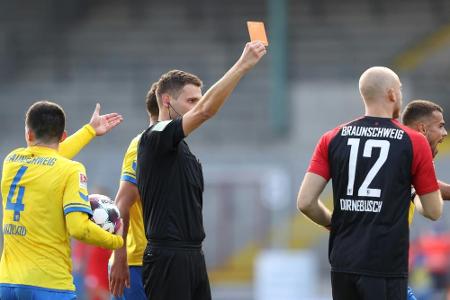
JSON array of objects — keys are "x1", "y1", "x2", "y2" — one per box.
[{"x1": 136, "y1": 41, "x2": 266, "y2": 300}]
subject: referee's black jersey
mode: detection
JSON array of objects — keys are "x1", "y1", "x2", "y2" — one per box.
[
  {"x1": 137, "y1": 118, "x2": 206, "y2": 243},
  {"x1": 308, "y1": 116, "x2": 439, "y2": 277}
]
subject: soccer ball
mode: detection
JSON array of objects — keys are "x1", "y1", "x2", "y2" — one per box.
[{"x1": 89, "y1": 194, "x2": 121, "y2": 234}]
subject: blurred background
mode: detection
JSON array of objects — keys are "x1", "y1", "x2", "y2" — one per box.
[{"x1": 1, "y1": 0, "x2": 450, "y2": 299}]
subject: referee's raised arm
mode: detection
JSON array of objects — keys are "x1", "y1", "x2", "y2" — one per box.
[{"x1": 181, "y1": 41, "x2": 266, "y2": 135}]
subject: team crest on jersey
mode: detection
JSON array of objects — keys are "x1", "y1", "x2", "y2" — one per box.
[{"x1": 79, "y1": 173, "x2": 88, "y2": 189}]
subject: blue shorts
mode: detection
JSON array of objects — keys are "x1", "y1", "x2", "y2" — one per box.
[
  {"x1": 0, "y1": 284, "x2": 76, "y2": 300},
  {"x1": 407, "y1": 286, "x2": 417, "y2": 300},
  {"x1": 110, "y1": 266, "x2": 146, "y2": 300}
]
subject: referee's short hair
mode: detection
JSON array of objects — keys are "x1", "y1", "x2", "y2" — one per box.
[
  {"x1": 156, "y1": 70, "x2": 203, "y2": 102},
  {"x1": 146, "y1": 81, "x2": 159, "y2": 118},
  {"x1": 25, "y1": 100, "x2": 66, "y2": 143},
  {"x1": 402, "y1": 100, "x2": 443, "y2": 125}
]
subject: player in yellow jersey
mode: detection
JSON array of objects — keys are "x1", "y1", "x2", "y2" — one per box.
[
  {"x1": 0, "y1": 101, "x2": 124, "y2": 300},
  {"x1": 109, "y1": 82, "x2": 159, "y2": 299},
  {"x1": 401, "y1": 100, "x2": 449, "y2": 300},
  {"x1": 402, "y1": 100, "x2": 450, "y2": 223}
]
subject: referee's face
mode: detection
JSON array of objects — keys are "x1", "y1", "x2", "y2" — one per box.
[{"x1": 171, "y1": 84, "x2": 202, "y2": 116}]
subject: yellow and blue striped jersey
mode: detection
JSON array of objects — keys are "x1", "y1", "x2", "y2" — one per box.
[
  {"x1": 118, "y1": 134, "x2": 146, "y2": 266},
  {"x1": 0, "y1": 144, "x2": 93, "y2": 290}
]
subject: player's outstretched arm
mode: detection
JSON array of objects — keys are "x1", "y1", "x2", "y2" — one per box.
[
  {"x1": 297, "y1": 172, "x2": 332, "y2": 228},
  {"x1": 438, "y1": 180, "x2": 450, "y2": 200},
  {"x1": 66, "y1": 211, "x2": 124, "y2": 250},
  {"x1": 418, "y1": 190, "x2": 443, "y2": 221},
  {"x1": 59, "y1": 103, "x2": 123, "y2": 159},
  {"x1": 110, "y1": 181, "x2": 139, "y2": 297},
  {"x1": 182, "y1": 41, "x2": 266, "y2": 136},
  {"x1": 415, "y1": 180, "x2": 450, "y2": 214}
]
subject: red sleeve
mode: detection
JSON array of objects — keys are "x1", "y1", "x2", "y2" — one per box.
[
  {"x1": 307, "y1": 128, "x2": 340, "y2": 181},
  {"x1": 409, "y1": 131, "x2": 439, "y2": 195}
]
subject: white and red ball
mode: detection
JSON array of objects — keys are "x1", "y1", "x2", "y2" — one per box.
[{"x1": 89, "y1": 194, "x2": 121, "y2": 234}]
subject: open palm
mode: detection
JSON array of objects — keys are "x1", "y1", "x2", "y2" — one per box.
[{"x1": 89, "y1": 103, "x2": 123, "y2": 136}]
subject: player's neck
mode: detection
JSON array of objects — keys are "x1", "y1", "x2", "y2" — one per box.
[{"x1": 364, "y1": 106, "x2": 394, "y2": 119}]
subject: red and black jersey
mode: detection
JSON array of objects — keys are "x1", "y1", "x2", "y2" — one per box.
[{"x1": 308, "y1": 116, "x2": 439, "y2": 277}]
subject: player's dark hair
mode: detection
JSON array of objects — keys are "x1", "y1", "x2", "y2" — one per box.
[
  {"x1": 402, "y1": 100, "x2": 443, "y2": 125},
  {"x1": 146, "y1": 82, "x2": 159, "y2": 118},
  {"x1": 156, "y1": 70, "x2": 203, "y2": 101},
  {"x1": 25, "y1": 100, "x2": 66, "y2": 143}
]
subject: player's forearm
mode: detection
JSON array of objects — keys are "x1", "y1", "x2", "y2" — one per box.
[
  {"x1": 438, "y1": 180, "x2": 450, "y2": 200},
  {"x1": 114, "y1": 205, "x2": 130, "y2": 256},
  {"x1": 418, "y1": 190, "x2": 443, "y2": 221},
  {"x1": 113, "y1": 228, "x2": 128, "y2": 265},
  {"x1": 299, "y1": 200, "x2": 332, "y2": 227},
  {"x1": 66, "y1": 212, "x2": 123, "y2": 250},
  {"x1": 59, "y1": 124, "x2": 96, "y2": 159},
  {"x1": 297, "y1": 172, "x2": 330, "y2": 227},
  {"x1": 113, "y1": 182, "x2": 137, "y2": 255}
]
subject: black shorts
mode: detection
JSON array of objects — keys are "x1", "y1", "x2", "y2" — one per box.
[
  {"x1": 331, "y1": 272, "x2": 407, "y2": 300},
  {"x1": 142, "y1": 241, "x2": 211, "y2": 300}
]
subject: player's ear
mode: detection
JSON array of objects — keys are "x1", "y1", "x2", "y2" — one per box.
[
  {"x1": 417, "y1": 122, "x2": 427, "y2": 135},
  {"x1": 60, "y1": 131, "x2": 68, "y2": 143},
  {"x1": 25, "y1": 127, "x2": 34, "y2": 143},
  {"x1": 387, "y1": 88, "x2": 396, "y2": 102}
]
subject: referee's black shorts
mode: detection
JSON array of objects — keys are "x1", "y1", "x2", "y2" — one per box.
[
  {"x1": 142, "y1": 240, "x2": 211, "y2": 300},
  {"x1": 331, "y1": 271, "x2": 407, "y2": 300}
]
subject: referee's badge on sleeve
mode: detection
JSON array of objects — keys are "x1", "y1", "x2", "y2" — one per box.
[{"x1": 79, "y1": 173, "x2": 88, "y2": 189}]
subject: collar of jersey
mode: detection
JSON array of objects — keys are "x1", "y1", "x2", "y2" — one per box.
[
  {"x1": 364, "y1": 115, "x2": 394, "y2": 120},
  {"x1": 28, "y1": 145, "x2": 59, "y2": 154}
]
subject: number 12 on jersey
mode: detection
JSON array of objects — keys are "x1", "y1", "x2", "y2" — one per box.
[
  {"x1": 347, "y1": 138, "x2": 390, "y2": 198},
  {"x1": 6, "y1": 165, "x2": 28, "y2": 222}
]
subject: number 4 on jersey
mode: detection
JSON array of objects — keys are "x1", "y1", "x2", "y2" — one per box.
[
  {"x1": 6, "y1": 166, "x2": 28, "y2": 221},
  {"x1": 347, "y1": 138, "x2": 390, "y2": 198}
]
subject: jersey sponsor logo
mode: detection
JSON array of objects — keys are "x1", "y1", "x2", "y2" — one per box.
[
  {"x1": 340, "y1": 198, "x2": 383, "y2": 213},
  {"x1": 151, "y1": 120, "x2": 172, "y2": 132},
  {"x1": 341, "y1": 126, "x2": 404, "y2": 140},
  {"x1": 79, "y1": 173, "x2": 88, "y2": 190},
  {"x1": 3, "y1": 223, "x2": 27, "y2": 236},
  {"x1": 132, "y1": 160, "x2": 137, "y2": 171}
]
